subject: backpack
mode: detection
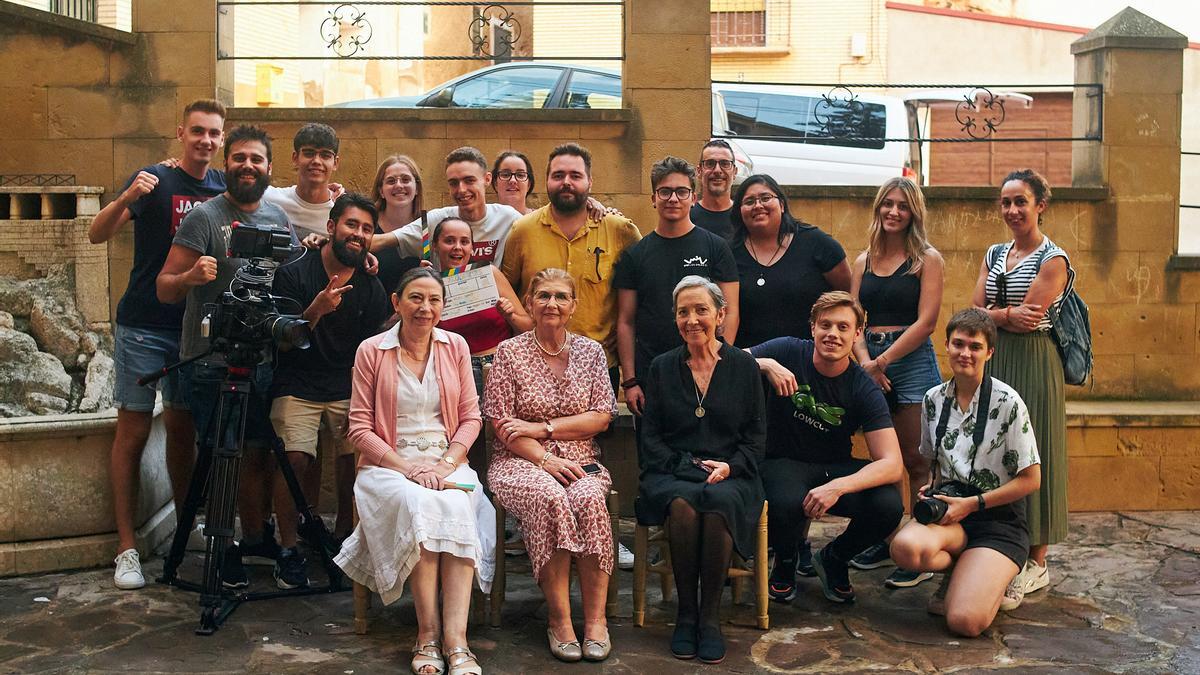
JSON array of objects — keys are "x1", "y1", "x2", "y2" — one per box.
[{"x1": 987, "y1": 242, "x2": 1094, "y2": 386}]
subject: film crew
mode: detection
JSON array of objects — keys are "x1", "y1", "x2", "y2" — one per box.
[
  {"x1": 157, "y1": 125, "x2": 296, "y2": 587},
  {"x1": 748, "y1": 292, "x2": 903, "y2": 605},
  {"x1": 636, "y1": 276, "x2": 766, "y2": 664},
  {"x1": 889, "y1": 308, "x2": 1041, "y2": 635},
  {"x1": 689, "y1": 139, "x2": 737, "y2": 239},
  {"x1": 972, "y1": 169, "x2": 1070, "y2": 601},
  {"x1": 335, "y1": 267, "x2": 495, "y2": 675},
  {"x1": 484, "y1": 269, "x2": 619, "y2": 663},
  {"x1": 847, "y1": 177, "x2": 945, "y2": 588},
  {"x1": 91, "y1": 98, "x2": 227, "y2": 590},
  {"x1": 267, "y1": 193, "x2": 391, "y2": 589}
]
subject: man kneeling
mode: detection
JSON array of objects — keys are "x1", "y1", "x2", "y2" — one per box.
[{"x1": 890, "y1": 308, "x2": 1041, "y2": 637}]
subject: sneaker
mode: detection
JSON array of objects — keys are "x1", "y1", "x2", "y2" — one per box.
[
  {"x1": 617, "y1": 542, "x2": 635, "y2": 570},
  {"x1": 795, "y1": 540, "x2": 817, "y2": 578},
  {"x1": 884, "y1": 568, "x2": 935, "y2": 588},
  {"x1": 273, "y1": 547, "x2": 309, "y2": 590},
  {"x1": 768, "y1": 557, "x2": 797, "y2": 603},
  {"x1": 813, "y1": 546, "x2": 855, "y2": 603},
  {"x1": 849, "y1": 542, "x2": 895, "y2": 570},
  {"x1": 1022, "y1": 560, "x2": 1049, "y2": 594},
  {"x1": 113, "y1": 548, "x2": 146, "y2": 590},
  {"x1": 240, "y1": 530, "x2": 281, "y2": 567},
  {"x1": 1001, "y1": 572, "x2": 1026, "y2": 611},
  {"x1": 927, "y1": 574, "x2": 950, "y2": 616},
  {"x1": 221, "y1": 544, "x2": 249, "y2": 589}
]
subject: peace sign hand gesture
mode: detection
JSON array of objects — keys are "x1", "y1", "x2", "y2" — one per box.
[{"x1": 308, "y1": 273, "x2": 353, "y2": 320}]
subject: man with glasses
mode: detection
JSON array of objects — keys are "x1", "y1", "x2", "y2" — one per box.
[
  {"x1": 614, "y1": 156, "x2": 740, "y2": 422},
  {"x1": 691, "y1": 139, "x2": 738, "y2": 239},
  {"x1": 264, "y1": 123, "x2": 345, "y2": 241}
]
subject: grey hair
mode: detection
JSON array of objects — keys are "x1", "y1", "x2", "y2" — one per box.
[{"x1": 672, "y1": 275, "x2": 726, "y2": 311}]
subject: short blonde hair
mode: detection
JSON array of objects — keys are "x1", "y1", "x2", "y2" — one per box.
[
  {"x1": 810, "y1": 291, "x2": 866, "y2": 329},
  {"x1": 525, "y1": 268, "x2": 576, "y2": 303}
]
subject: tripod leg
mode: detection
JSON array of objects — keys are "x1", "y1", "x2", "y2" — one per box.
[{"x1": 159, "y1": 436, "x2": 214, "y2": 584}]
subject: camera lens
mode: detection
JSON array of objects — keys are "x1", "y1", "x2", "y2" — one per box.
[
  {"x1": 913, "y1": 497, "x2": 948, "y2": 525},
  {"x1": 269, "y1": 316, "x2": 311, "y2": 350}
]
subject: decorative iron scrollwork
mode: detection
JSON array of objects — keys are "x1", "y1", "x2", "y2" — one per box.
[
  {"x1": 469, "y1": 4, "x2": 521, "y2": 59},
  {"x1": 321, "y1": 4, "x2": 373, "y2": 58},
  {"x1": 955, "y1": 87, "x2": 1006, "y2": 140},
  {"x1": 814, "y1": 86, "x2": 868, "y2": 139}
]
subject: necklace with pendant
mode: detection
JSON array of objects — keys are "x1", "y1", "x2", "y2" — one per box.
[
  {"x1": 747, "y1": 236, "x2": 784, "y2": 286},
  {"x1": 693, "y1": 377, "x2": 710, "y2": 418}
]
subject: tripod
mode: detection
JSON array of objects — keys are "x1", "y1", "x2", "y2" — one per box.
[{"x1": 145, "y1": 351, "x2": 347, "y2": 635}]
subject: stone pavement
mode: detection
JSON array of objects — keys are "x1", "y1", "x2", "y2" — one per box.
[{"x1": 1, "y1": 512, "x2": 1198, "y2": 674}]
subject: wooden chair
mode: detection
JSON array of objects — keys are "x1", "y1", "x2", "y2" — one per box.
[{"x1": 632, "y1": 501, "x2": 769, "y2": 630}]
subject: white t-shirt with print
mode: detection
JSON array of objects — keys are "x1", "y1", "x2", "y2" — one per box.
[
  {"x1": 389, "y1": 203, "x2": 521, "y2": 269},
  {"x1": 264, "y1": 185, "x2": 334, "y2": 241},
  {"x1": 919, "y1": 377, "x2": 1040, "y2": 492}
]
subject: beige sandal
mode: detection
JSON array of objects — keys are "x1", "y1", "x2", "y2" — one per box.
[
  {"x1": 411, "y1": 639, "x2": 444, "y2": 675},
  {"x1": 445, "y1": 646, "x2": 482, "y2": 675}
]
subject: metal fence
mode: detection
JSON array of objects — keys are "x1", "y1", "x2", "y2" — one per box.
[{"x1": 49, "y1": 0, "x2": 95, "y2": 23}]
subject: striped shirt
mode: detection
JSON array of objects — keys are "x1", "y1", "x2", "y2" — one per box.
[{"x1": 984, "y1": 237, "x2": 1069, "y2": 332}]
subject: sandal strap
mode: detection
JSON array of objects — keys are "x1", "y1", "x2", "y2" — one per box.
[
  {"x1": 412, "y1": 639, "x2": 443, "y2": 659},
  {"x1": 445, "y1": 647, "x2": 477, "y2": 664}
]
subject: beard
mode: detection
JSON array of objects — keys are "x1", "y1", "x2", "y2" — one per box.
[
  {"x1": 331, "y1": 235, "x2": 368, "y2": 269},
  {"x1": 549, "y1": 186, "x2": 587, "y2": 213},
  {"x1": 225, "y1": 167, "x2": 270, "y2": 204}
]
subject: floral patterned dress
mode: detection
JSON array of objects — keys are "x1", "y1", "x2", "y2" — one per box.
[{"x1": 484, "y1": 331, "x2": 618, "y2": 579}]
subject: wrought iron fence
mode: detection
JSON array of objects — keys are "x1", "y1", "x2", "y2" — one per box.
[
  {"x1": 0, "y1": 175, "x2": 76, "y2": 187},
  {"x1": 49, "y1": 0, "x2": 95, "y2": 23}
]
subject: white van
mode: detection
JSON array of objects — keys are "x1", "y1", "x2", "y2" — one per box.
[{"x1": 712, "y1": 83, "x2": 1031, "y2": 186}]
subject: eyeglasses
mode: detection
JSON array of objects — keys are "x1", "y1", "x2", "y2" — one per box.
[
  {"x1": 700, "y1": 159, "x2": 734, "y2": 171},
  {"x1": 497, "y1": 170, "x2": 529, "y2": 182},
  {"x1": 740, "y1": 194, "x2": 778, "y2": 208},
  {"x1": 299, "y1": 148, "x2": 337, "y2": 161},
  {"x1": 655, "y1": 186, "x2": 694, "y2": 201},
  {"x1": 532, "y1": 290, "x2": 573, "y2": 304}
]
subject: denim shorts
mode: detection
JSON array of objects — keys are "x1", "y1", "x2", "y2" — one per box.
[
  {"x1": 113, "y1": 323, "x2": 188, "y2": 413},
  {"x1": 865, "y1": 330, "x2": 942, "y2": 405},
  {"x1": 183, "y1": 360, "x2": 276, "y2": 451}
]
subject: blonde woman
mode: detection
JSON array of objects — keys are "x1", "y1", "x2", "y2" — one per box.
[{"x1": 371, "y1": 155, "x2": 426, "y2": 292}]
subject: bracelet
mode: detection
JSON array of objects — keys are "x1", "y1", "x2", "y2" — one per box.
[
  {"x1": 1004, "y1": 306, "x2": 1011, "y2": 323},
  {"x1": 620, "y1": 377, "x2": 640, "y2": 390},
  {"x1": 977, "y1": 494, "x2": 986, "y2": 512},
  {"x1": 539, "y1": 451, "x2": 552, "y2": 468}
]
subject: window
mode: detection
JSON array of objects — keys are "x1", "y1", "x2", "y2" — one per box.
[
  {"x1": 563, "y1": 70, "x2": 622, "y2": 110},
  {"x1": 711, "y1": 0, "x2": 765, "y2": 48},
  {"x1": 448, "y1": 67, "x2": 563, "y2": 109},
  {"x1": 719, "y1": 90, "x2": 888, "y2": 150}
]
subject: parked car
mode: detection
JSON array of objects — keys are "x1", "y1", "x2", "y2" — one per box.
[{"x1": 329, "y1": 62, "x2": 621, "y2": 109}]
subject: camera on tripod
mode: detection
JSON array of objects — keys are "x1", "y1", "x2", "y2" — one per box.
[{"x1": 200, "y1": 221, "x2": 311, "y2": 367}]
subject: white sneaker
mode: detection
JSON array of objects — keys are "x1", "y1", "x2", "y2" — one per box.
[
  {"x1": 113, "y1": 548, "x2": 146, "y2": 590},
  {"x1": 186, "y1": 521, "x2": 207, "y2": 552},
  {"x1": 1001, "y1": 572, "x2": 1026, "y2": 611},
  {"x1": 1022, "y1": 560, "x2": 1049, "y2": 594},
  {"x1": 617, "y1": 542, "x2": 634, "y2": 570}
]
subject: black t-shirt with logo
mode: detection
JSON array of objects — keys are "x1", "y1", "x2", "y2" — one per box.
[
  {"x1": 116, "y1": 164, "x2": 226, "y2": 330},
  {"x1": 690, "y1": 203, "x2": 733, "y2": 240},
  {"x1": 612, "y1": 226, "x2": 738, "y2": 377},
  {"x1": 749, "y1": 337, "x2": 892, "y2": 463}
]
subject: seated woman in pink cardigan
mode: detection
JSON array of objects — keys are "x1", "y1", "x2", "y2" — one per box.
[{"x1": 335, "y1": 267, "x2": 495, "y2": 675}]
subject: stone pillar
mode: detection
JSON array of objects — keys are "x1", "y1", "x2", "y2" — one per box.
[{"x1": 622, "y1": 0, "x2": 712, "y2": 227}]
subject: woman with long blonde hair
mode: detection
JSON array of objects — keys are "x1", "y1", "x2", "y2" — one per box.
[{"x1": 371, "y1": 154, "x2": 426, "y2": 293}]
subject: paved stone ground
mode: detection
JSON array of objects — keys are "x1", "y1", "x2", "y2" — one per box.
[{"x1": 1, "y1": 511, "x2": 1198, "y2": 674}]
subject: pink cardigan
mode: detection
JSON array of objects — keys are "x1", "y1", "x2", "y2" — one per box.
[{"x1": 348, "y1": 325, "x2": 482, "y2": 469}]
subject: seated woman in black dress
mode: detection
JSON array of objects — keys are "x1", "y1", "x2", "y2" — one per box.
[{"x1": 636, "y1": 275, "x2": 766, "y2": 664}]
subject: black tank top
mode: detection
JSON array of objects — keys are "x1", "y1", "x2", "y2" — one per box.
[{"x1": 860, "y1": 257, "x2": 921, "y2": 327}]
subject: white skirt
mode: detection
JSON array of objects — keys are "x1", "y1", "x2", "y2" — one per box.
[{"x1": 335, "y1": 465, "x2": 496, "y2": 605}]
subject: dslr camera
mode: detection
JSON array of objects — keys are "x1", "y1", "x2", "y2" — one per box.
[
  {"x1": 200, "y1": 221, "x2": 311, "y2": 368},
  {"x1": 913, "y1": 480, "x2": 981, "y2": 525}
]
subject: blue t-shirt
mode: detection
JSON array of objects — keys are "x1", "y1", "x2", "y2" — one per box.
[
  {"x1": 749, "y1": 337, "x2": 892, "y2": 463},
  {"x1": 115, "y1": 165, "x2": 225, "y2": 330}
]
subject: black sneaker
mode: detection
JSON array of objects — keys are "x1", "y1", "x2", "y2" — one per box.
[
  {"x1": 849, "y1": 542, "x2": 895, "y2": 570},
  {"x1": 884, "y1": 568, "x2": 935, "y2": 588},
  {"x1": 813, "y1": 546, "x2": 855, "y2": 603},
  {"x1": 796, "y1": 540, "x2": 817, "y2": 578},
  {"x1": 273, "y1": 547, "x2": 309, "y2": 590},
  {"x1": 240, "y1": 530, "x2": 281, "y2": 567},
  {"x1": 769, "y1": 557, "x2": 797, "y2": 603},
  {"x1": 221, "y1": 544, "x2": 249, "y2": 589}
]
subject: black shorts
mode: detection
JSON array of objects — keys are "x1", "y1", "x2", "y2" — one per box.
[{"x1": 961, "y1": 512, "x2": 1029, "y2": 569}]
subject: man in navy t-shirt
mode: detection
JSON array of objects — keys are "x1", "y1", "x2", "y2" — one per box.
[
  {"x1": 749, "y1": 291, "x2": 903, "y2": 605},
  {"x1": 89, "y1": 99, "x2": 227, "y2": 591}
]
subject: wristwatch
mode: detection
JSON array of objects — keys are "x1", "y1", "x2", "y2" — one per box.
[
  {"x1": 544, "y1": 420, "x2": 555, "y2": 439},
  {"x1": 441, "y1": 454, "x2": 458, "y2": 468}
]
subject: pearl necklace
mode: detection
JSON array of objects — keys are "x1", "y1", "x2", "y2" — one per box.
[{"x1": 535, "y1": 332, "x2": 570, "y2": 357}]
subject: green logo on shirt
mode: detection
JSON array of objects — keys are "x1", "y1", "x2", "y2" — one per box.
[{"x1": 790, "y1": 384, "x2": 845, "y2": 427}]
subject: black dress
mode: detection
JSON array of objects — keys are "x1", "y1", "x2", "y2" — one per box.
[{"x1": 635, "y1": 343, "x2": 767, "y2": 557}]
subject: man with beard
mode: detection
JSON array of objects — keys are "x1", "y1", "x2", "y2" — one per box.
[
  {"x1": 266, "y1": 192, "x2": 390, "y2": 588},
  {"x1": 501, "y1": 143, "x2": 641, "y2": 374},
  {"x1": 690, "y1": 139, "x2": 737, "y2": 239},
  {"x1": 158, "y1": 125, "x2": 297, "y2": 588}
]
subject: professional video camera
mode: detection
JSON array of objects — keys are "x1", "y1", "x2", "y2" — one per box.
[{"x1": 200, "y1": 221, "x2": 311, "y2": 368}]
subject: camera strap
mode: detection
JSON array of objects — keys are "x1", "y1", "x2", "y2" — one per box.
[{"x1": 931, "y1": 376, "x2": 992, "y2": 485}]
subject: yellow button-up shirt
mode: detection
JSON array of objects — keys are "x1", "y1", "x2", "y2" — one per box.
[{"x1": 500, "y1": 205, "x2": 642, "y2": 366}]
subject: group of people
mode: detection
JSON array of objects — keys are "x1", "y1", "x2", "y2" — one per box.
[{"x1": 98, "y1": 98, "x2": 1074, "y2": 673}]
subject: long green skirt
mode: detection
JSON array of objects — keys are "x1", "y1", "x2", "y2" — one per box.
[{"x1": 986, "y1": 330, "x2": 1068, "y2": 546}]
